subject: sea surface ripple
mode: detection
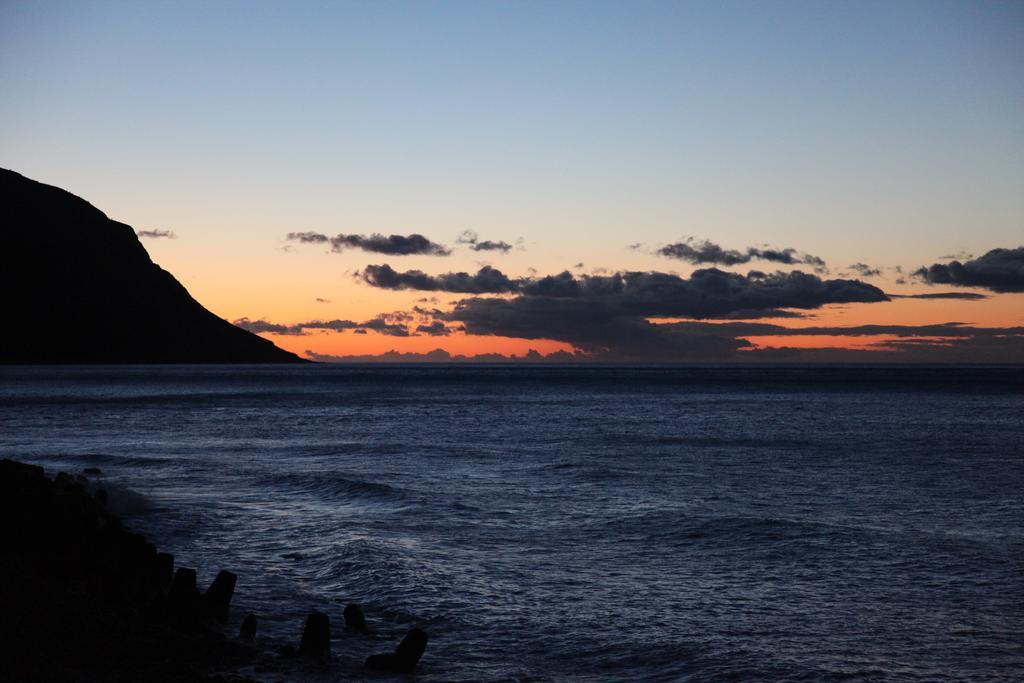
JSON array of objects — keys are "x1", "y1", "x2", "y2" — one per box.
[{"x1": 1, "y1": 365, "x2": 1022, "y2": 681}]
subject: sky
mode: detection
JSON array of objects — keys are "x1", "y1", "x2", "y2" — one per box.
[{"x1": 2, "y1": 0, "x2": 1022, "y2": 361}]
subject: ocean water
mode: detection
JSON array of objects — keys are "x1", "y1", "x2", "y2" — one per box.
[{"x1": 1, "y1": 365, "x2": 1022, "y2": 682}]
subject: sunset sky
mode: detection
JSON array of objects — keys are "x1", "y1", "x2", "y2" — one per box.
[{"x1": 2, "y1": 1, "x2": 1022, "y2": 361}]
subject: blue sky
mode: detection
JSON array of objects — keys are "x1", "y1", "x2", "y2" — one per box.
[{"x1": 2, "y1": 1, "x2": 1022, "y2": 359}]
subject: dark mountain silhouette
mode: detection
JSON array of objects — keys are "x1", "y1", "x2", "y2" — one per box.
[{"x1": 0, "y1": 169, "x2": 303, "y2": 363}]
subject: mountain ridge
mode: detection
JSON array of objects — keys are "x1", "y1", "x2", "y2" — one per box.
[{"x1": 0, "y1": 169, "x2": 304, "y2": 363}]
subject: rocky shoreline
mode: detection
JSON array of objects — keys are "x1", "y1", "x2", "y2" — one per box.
[{"x1": 0, "y1": 459, "x2": 427, "y2": 682}]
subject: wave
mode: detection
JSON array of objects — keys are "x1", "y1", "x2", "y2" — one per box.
[
  {"x1": 651, "y1": 435, "x2": 812, "y2": 448},
  {"x1": 102, "y1": 483, "x2": 157, "y2": 516},
  {"x1": 0, "y1": 390, "x2": 306, "y2": 407},
  {"x1": 578, "y1": 510, "x2": 878, "y2": 548},
  {"x1": 12, "y1": 451, "x2": 177, "y2": 470},
  {"x1": 255, "y1": 470, "x2": 410, "y2": 505}
]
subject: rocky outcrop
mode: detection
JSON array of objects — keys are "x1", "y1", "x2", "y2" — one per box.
[
  {"x1": 365, "y1": 628, "x2": 429, "y2": 673},
  {"x1": 0, "y1": 169, "x2": 303, "y2": 363},
  {"x1": 0, "y1": 458, "x2": 434, "y2": 678},
  {"x1": 0, "y1": 458, "x2": 253, "y2": 681}
]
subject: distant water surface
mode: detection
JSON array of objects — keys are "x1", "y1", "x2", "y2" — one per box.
[{"x1": 1, "y1": 365, "x2": 1022, "y2": 682}]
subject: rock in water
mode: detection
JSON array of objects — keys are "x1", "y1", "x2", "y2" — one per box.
[
  {"x1": 298, "y1": 610, "x2": 330, "y2": 660},
  {"x1": 239, "y1": 613, "x2": 258, "y2": 640},
  {"x1": 202, "y1": 569, "x2": 237, "y2": 623},
  {"x1": 169, "y1": 567, "x2": 197, "y2": 597},
  {"x1": 365, "y1": 628, "x2": 428, "y2": 673},
  {"x1": 167, "y1": 567, "x2": 201, "y2": 628},
  {"x1": 343, "y1": 603, "x2": 370, "y2": 634},
  {"x1": 154, "y1": 552, "x2": 174, "y2": 592}
]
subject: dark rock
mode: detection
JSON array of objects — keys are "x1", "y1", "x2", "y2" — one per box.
[
  {"x1": 365, "y1": 628, "x2": 428, "y2": 673},
  {"x1": 239, "y1": 613, "x2": 257, "y2": 640},
  {"x1": 114, "y1": 533, "x2": 156, "y2": 601},
  {"x1": 298, "y1": 610, "x2": 330, "y2": 660},
  {"x1": 139, "y1": 548, "x2": 173, "y2": 611},
  {"x1": 343, "y1": 603, "x2": 370, "y2": 634},
  {"x1": 169, "y1": 567, "x2": 197, "y2": 596},
  {"x1": 167, "y1": 567, "x2": 201, "y2": 629},
  {"x1": 1, "y1": 459, "x2": 45, "y2": 481},
  {"x1": 0, "y1": 459, "x2": 259, "y2": 680},
  {"x1": 202, "y1": 569, "x2": 237, "y2": 623},
  {"x1": 154, "y1": 552, "x2": 174, "y2": 591},
  {"x1": 395, "y1": 628, "x2": 428, "y2": 662},
  {"x1": 0, "y1": 168, "x2": 305, "y2": 364},
  {"x1": 94, "y1": 488, "x2": 108, "y2": 508}
]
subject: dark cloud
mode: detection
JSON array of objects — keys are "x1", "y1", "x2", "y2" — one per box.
[
  {"x1": 648, "y1": 321, "x2": 1024, "y2": 362},
  {"x1": 234, "y1": 317, "x2": 388, "y2": 336},
  {"x1": 285, "y1": 232, "x2": 329, "y2": 243},
  {"x1": 360, "y1": 265, "x2": 884, "y2": 316},
  {"x1": 439, "y1": 269, "x2": 886, "y2": 360},
  {"x1": 529, "y1": 268, "x2": 887, "y2": 318},
  {"x1": 742, "y1": 338, "x2": 1024, "y2": 364},
  {"x1": 232, "y1": 317, "x2": 308, "y2": 336},
  {"x1": 657, "y1": 239, "x2": 749, "y2": 265},
  {"x1": 802, "y1": 254, "x2": 829, "y2": 273},
  {"x1": 939, "y1": 250, "x2": 974, "y2": 261},
  {"x1": 412, "y1": 305, "x2": 446, "y2": 317},
  {"x1": 889, "y1": 292, "x2": 988, "y2": 300},
  {"x1": 707, "y1": 308, "x2": 808, "y2": 320},
  {"x1": 865, "y1": 334, "x2": 1024, "y2": 363},
  {"x1": 302, "y1": 318, "x2": 1024, "y2": 363},
  {"x1": 315, "y1": 297, "x2": 331, "y2": 304},
  {"x1": 456, "y1": 230, "x2": 513, "y2": 253},
  {"x1": 445, "y1": 299, "x2": 750, "y2": 360},
  {"x1": 262, "y1": 261, "x2": 888, "y2": 360},
  {"x1": 848, "y1": 263, "x2": 882, "y2": 277},
  {"x1": 745, "y1": 327, "x2": 1024, "y2": 364},
  {"x1": 360, "y1": 264, "x2": 520, "y2": 294},
  {"x1": 333, "y1": 233, "x2": 450, "y2": 255},
  {"x1": 358, "y1": 314, "x2": 412, "y2": 337},
  {"x1": 286, "y1": 231, "x2": 450, "y2": 255},
  {"x1": 303, "y1": 319, "x2": 361, "y2": 332},
  {"x1": 913, "y1": 247, "x2": 1024, "y2": 293},
  {"x1": 474, "y1": 240, "x2": 514, "y2": 252},
  {"x1": 656, "y1": 238, "x2": 826, "y2": 270},
  {"x1": 415, "y1": 321, "x2": 452, "y2": 336},
  {"x1": 357, "y1": 265, "x2": 885, "y2": 359},
  {"x1": 749, "y1": 247, "x2": 804, "y2": 265},
  {"x1": 708, "y1": 321, "x2": 1024, "y2": 339},
  {"x1": 136, "y1": 229, "x2": 176, "y2": 239}
]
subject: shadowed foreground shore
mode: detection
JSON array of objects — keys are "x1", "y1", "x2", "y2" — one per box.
[
  {"x1": 0, "y1": 458, "x2": 258, "y2": 681},
  {"x1": 0, "y1": 459, "x2": 430, "y2": 682}
]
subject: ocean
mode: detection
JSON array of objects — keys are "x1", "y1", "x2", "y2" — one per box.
[{"x1": 1, "y1": 365, "x2": 1022, "y2": 682}]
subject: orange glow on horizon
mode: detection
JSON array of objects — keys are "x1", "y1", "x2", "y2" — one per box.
[
  {"x1": 240, "y1": 290, "x2": 1024, "y2": 359},
  {"x1": 788, "y1": 294, "x2": 1024, "y2": 329},
  {"x1": 262, "y1": 330, "x2": 574, "y2": 359},
  {"x1": 742, "y1": 335, "x2": 959, "y2": 351}
]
